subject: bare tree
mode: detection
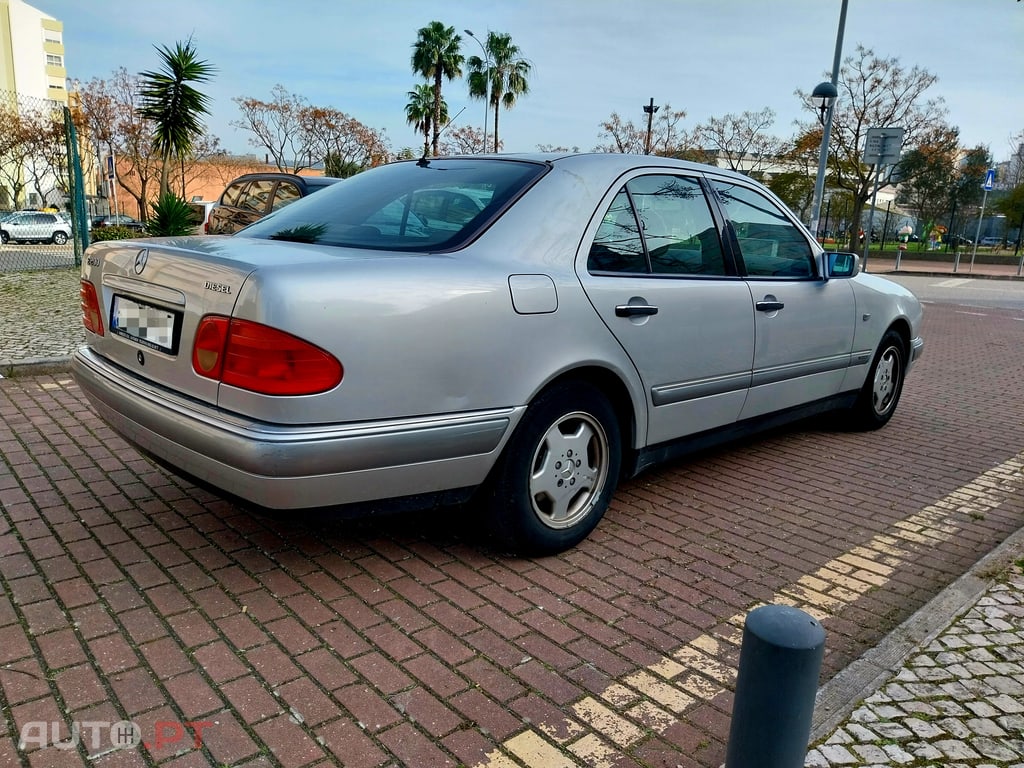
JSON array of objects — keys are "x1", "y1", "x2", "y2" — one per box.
[
  {"x1": 593, "y1": 104, "x2": 693, "y2": 156},
  {"x1": 0, "y1": 95, "x2": 33, "y2": 208},
  {"x1": 796, "y1": 44, "x2": 950, "y2": 251},
  {"x1": 692, "y1": 107, "x2": 785, "y2": 178},
  {"x1": 440, "y1": 124, "x2": 498, "y2": 155},
  {"x1": 300, "y1": 105, "x2": 389, "y2": 171},
  {"x1": 1004, "y1": 128, "x2": 1024, "y2": 188},
  {"x1": 233, "y1": 85, "x2": 391, "y2": 172},
  {"x1": 77, "y1": 69, "x2": 223, "y2": 219},
  {"x1": 22, "y1": 106, "x2": 69, "y2": 207},
  {"x1": 232, "y1": 84, "x2": 312, "y2": 171}
]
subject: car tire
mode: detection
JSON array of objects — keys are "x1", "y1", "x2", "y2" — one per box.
[
  {"x1": 52, "y1": 231, "x2": 68, "y2": 245},
  {"x1": 847, "y1": 329, "x2": 906, "y2": 430},
  {"x1": 484, "y1": 381, "x2": 621, "y2": 555},
  {"x1": 0, "y1": 231, "x2": 7, "y2": 244}
]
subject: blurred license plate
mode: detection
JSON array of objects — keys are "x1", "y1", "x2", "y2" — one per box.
[{"x1": 110, "y1": 294, "x2": 181, "y2": 354}]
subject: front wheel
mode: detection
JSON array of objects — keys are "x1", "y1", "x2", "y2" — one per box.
[
  {"x1": 0, "y1": 231, "x2": 8, "y2": 245},
  {"x1": 52, "y1": 231, "x2": 68, "y2": 245},
  {"x1": 847, "y1": 329, "x2": 906, "y2": 430},
  {"x1": 484, "y1": 381, "x2": 621, "y2": 556}
]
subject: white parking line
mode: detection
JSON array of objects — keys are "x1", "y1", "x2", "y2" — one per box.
[{"x1": 933, "y1": 278, "x2": 974, "y2": 287}]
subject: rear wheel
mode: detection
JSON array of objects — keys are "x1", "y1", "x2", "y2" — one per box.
[
  {"x1": 484, "y1": 381, "x2": 621, "y2": 556},
  {"x1": 0, "y1": 231, "x2": 8, "y2": 245},
  {"x1": 847, "y1": 329, "x2": 906, "y2": 430}
]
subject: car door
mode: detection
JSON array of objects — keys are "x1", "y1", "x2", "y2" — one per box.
[
  {"x1": 579, "y1": 174, "x2": 754, "y2": 446},
  {"x1": 5, "y1": 214, "x2": 29, "y2": 240},
  {"x1": 708, "y1": 179, "x2": 857, "y2": 420},
  {"x1": 13, "y1": 213, "x2": 45, "y2": 241}
]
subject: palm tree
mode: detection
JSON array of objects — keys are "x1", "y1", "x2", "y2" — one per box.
[
  {"x1": 411, "y1": 22, "x2": 463, "y2": 157},
  {"x1": 138, "y1": 38, "x2": 215, "y2": 197},
  {"x1": 405, "y1": 83, "x2": 448, "y2": 159},
  {"x1": 467, "y1": 32, "x2": 530, "y2": 153}
]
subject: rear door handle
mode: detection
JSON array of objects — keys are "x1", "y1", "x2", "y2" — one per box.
[
  {"x1": 756, "y1": 300, "x2": 785, "y2": 312},
  {"x1": 615, "y1": 304, "x2": 659, "y2": 317}
]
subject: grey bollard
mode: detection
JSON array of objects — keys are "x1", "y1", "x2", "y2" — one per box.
[{"x1": 725, "y1": 604, "x2": 826, "y2": 768}]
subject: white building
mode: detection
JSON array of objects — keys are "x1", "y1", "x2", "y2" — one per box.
[{"x1": 0, "y1": 0, "x2": 67, "y2": 208}]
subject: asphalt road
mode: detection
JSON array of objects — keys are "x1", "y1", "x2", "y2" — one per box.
[{"x1": 887, "y1": 273, "x2": 1024, "y2": 310}]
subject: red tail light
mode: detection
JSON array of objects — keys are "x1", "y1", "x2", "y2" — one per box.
[
  {"x1": 192, "y1": 316, "x2": 342, "y2": 395},
  {"x1": 80, "y1": 280, "x2": 104, "y2": 336}
]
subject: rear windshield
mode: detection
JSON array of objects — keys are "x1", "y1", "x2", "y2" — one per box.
[{"x1": 239, "y1": 158, "x2": 548, "y2": 251}]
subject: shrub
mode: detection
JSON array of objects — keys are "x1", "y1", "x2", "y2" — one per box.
[{"x1": 90, "y1": 225, "x2": 139, "y2": 242}]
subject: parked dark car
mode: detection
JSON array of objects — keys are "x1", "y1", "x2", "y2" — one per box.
[
  {"x1": 945, "y1": 234, "x2": 972, "y2": 247},
  {"x1": 206, "y1": 172, "x2": 342, "y2": 235},
  {"x1": 92, "y1": 214, "x2": 144, "y2": 231}
]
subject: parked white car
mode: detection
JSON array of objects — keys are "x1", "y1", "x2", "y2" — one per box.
[{"x1": 0, "y1": 211, "x2": 71, "y2": 244}]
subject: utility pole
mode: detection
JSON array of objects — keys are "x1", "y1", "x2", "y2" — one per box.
[{"x1": 643, "y1": 98, "x2": 659, "y2": 155}]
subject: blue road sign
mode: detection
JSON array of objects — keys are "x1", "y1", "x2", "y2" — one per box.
[{"x1": 983, "y1": 168, "x2": 995, "y2": 191}]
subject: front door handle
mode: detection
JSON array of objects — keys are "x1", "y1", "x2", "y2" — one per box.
[
  {"x1": 615, "y1": 304, "x2": 659, "y2": 317},
  {"x1": 756, "y1": 299, "x2": 785, "y2": 312}
]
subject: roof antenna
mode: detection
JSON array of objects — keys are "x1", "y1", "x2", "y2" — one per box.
[{"x1": 418, "y1": 106, "x2": 467, "y2": 165}]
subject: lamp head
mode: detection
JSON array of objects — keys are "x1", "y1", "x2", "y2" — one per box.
[{"x1": 811, "y1": 81, "x2": 838, "y2": 125}]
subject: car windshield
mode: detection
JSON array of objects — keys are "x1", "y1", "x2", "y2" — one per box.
[{"x1": 240, "y1": 158, "x2": 549, "y2": 251}]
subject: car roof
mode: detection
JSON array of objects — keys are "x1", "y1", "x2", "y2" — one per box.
[{"x1": 227, "y1": 172, "x2": 343, "y2": 187}]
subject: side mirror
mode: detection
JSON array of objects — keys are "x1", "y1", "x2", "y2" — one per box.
[{"x1": 828, "y1": 251, "x2": 860, "y2": 278}]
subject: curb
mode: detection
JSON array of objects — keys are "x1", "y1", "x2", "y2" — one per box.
[
  {"x1": 809, "y1": 522, "x2": 1024, "y2": 742},
  {"x1": 0, "y1": 355, "x2": 73, "y2": 378}
]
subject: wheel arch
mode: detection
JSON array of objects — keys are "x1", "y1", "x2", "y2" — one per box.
[
  {"x1": 886, "y1": 316, "x2": 912, "y2": 353},
  {"x1": 525, "y1": 365, "x2": 639, "y2": 480}
]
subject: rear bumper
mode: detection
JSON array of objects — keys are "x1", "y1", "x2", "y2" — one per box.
[{"x1": 72, "y1": 346, "x2": 520, "y2": 509}]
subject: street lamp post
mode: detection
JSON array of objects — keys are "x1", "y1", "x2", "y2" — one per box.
[
  {"x1": 643, "y1": 98, "x2": 659, "y2": 155},
  {"x1": 808, "y1": 0, "x2": 849, "y2": 243},
  {"x1": 464, "y1": 29, "x2": 490, "y2": 153}
]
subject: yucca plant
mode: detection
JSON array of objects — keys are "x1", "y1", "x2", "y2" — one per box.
[{"x1": 146, "y1": 192, "x2": 195, "y2": 237}]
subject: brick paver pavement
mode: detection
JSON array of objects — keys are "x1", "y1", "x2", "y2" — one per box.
[{"x1": 0, "y1": 274, "x2": 1022, "y2": 766}]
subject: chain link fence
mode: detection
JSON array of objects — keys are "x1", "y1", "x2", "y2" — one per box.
[{"x1": 0, "y1": 89, "x2": 89, "y2": 272}]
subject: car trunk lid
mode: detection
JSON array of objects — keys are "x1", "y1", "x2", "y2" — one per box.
[{"x1": 81, "y1": 236, "x2": 349, "y2": 406}]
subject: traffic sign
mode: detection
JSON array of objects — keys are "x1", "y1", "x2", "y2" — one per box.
[
  {"x1": 862, "y1": 127, "x2": 905, "y2": 165},
  {"x1": 983, "y1": 168, "x2": 996, "y2": 191}
]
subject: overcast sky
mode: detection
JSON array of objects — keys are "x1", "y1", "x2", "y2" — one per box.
[{"x1": 28, "y1": 0, "x2": 1024, "y2": 162}]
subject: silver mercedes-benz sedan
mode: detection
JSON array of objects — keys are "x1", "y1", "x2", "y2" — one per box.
[{"x1": 73, "y1": 153, "x2": 924, "y2": 554}]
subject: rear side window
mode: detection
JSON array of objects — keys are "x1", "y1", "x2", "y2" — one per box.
[
  {"x1": 241, "y1": 159, "x2": 547, "y2": 251},
  {"x1": 711, "y1": 181, "x2": 814, "y2": 278},
  {"x1": 588, "y1": 190, "x2": 647, "y2": 273}
]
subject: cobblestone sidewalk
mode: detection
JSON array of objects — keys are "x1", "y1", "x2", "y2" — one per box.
[
  {"x1": 0, "y1": 268, "x2": 83, "y2": 370},
  {"x1": 807, "y1": 561, "x2": 1024, "y2": 767}
]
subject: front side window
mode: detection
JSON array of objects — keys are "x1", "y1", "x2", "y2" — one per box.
[
  {"x1": 588, "y1": 174, "x2": 725, "y2": 276},
  {"x1": 221, "y1": 182, "x2": 245, "y2": 207},
  {"x1": 271, "y1": 182, "x2": 301, "y2": 211},
  {"x1": 240, "y1": 179, "x2": 275, "y2": 213},
  {"x1": 711, "y1": 181, "x2": 814, "y2": 278}
]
